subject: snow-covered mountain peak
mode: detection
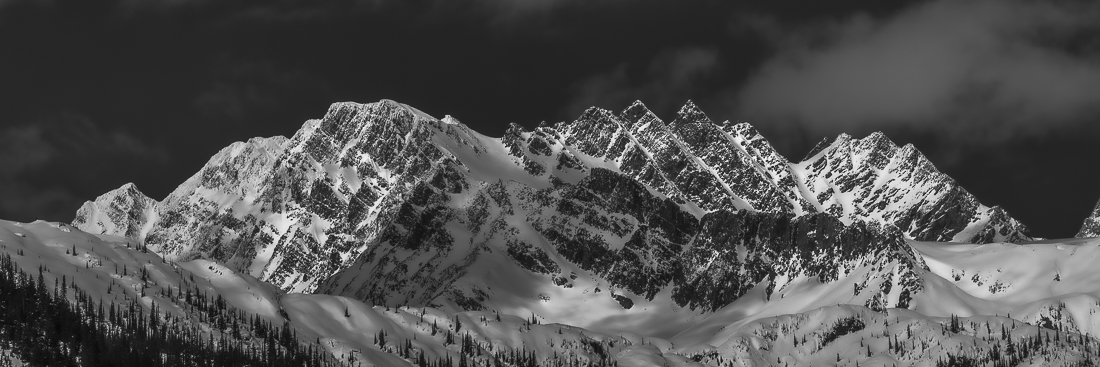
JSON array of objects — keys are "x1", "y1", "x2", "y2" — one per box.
[
  {"x1": 1077, "y1": 197, "x2": 1100, "y2": 238},
  {"x1": 182, "y1": 134, "x2": 289, "y2": 197},
  {"x1": 74, "y1": 98, "x2": 1035, "y2": 328},
  {"x1": 796, "y1": 131, "x2": 1032, "y2": 243},
  {"x1": 72, "y1": 181, "x2": 157, "y2": 241},
  {"x1": 622, "y1": 99, "x2": 648, "y2": 113},
  {"x1": 118, "y1": 182, "x2": 140, "y2": 192},
  {"x1": 39, "y1": 98, "x2": 1100, "y2": 366},
  {"x1": 379, "y1": 98, "x2": 436, "y2": 120},
  {"x1": 671, "y1": 100, "x2": 712, "y2": 124},
  {"x1": 441, "y1": 114, "x2": 461, "y2": 125},
  {"x1": 577, "y1": 106, "x2": 622, "y2": 127},
  {"x1": 619, "y1": 100, "x2": 661, "y2": 127}
]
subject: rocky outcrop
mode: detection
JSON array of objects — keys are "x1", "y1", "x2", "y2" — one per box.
[
  {"x1": 73, "y1": 183, "x2": 156, "y2": 241},
  {"x1": 317, "y1": 164, "x2": 925, "y2": 312},
  {"x1": 141, "y1": 135, "x2": 289, "y2": 273},
  {"x1": 74, "y1": 99, "x2": 1027, "y2": 314},
  {"x1": 796, "y1": 133, "x2": 1032, "y2": 243},
  {"x1": 1077, "y1": 197, "x2": 1100, "y2": 238}
]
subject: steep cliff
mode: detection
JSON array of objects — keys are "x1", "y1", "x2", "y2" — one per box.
[{"x1": 74, "y1": 99, "x2": 1030, "y2": 318}]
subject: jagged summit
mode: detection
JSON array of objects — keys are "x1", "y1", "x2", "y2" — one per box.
[
  {"x1": 73, "y1": 98, "x2": 1031, "y2": 323},
  {"x1": 14, "y1": 96, "x2": 1098, "y2": 367},
  {"x1": 671, "y1": 100, "x2": 713, "y2": 124},
  {"x1": 118, "y1": 182, "x2": 140, "y2": 192},
  {"x1": 1077, "y1": 197, "x2": 1100, "y2": 238},
  {"x1": 619, "y1": 100, "x2": 659, "y2": 127},
  {"x1": 73, "y1": 181, "x2": 156, "y2": 241},
  {"x1": 794, "y1": 130, "x2": 1031, "y2": 243},
  {"x1": 324, "y1": 99, "x2": 434, "y2": 122}
]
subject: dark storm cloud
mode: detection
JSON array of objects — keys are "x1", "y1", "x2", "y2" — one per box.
[
  {"x1": 72, "y1": 0, "x2": 608, "y2": 23},
  {"x1": 0, "y1": 115, "x2": 167, "y2": 222},
  {"x1": 457, "y1": 0, "x2": 636, "y2": 24},
  {"x1": 733, "y1": 0, "x2": 1100, "y2": 140},
  {"x1": 193, "y1": 58, "x2": 332, "y2": 124},
  {"x1": 565, "y1": 47, "x2": 721, "y2": 117},
  {"x1": 720, "y1": 0, "x2": 1100, "y2": 238}
]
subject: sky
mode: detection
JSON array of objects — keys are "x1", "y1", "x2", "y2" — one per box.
[{"x1": 0, "y1": 0, "x2": 1098, "y2": 238}]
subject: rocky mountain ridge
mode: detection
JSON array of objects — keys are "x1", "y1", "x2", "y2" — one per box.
[
  {"x1": 72, "y1": 99, "x2": 1029, "y2": 325},
  {"x1": 1077, "y1": 197, "x2": 1100, "y2": 238}
]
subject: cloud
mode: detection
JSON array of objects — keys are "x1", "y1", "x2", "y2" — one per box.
[
  {"x1": 193, "y1": 58, "x2": 331, "y2": 124},
  {"x1": 733, "y1": 0, "x2": 1100, "y2": 141},
  {"x1": 87, "y1": 0, "x2": 607, "y2": 23},
  {"x1": 0, "y1": 114, "x2": 168, "y2": 223},
  {"x1": 467, "y1": 0, "x2": 576, "y2": 15},
  {"x1": 462, "y1": 0, "x2": 627, "y2": 22},
  {"x1": 564, "y1": 47, "x2": 721, "y2": 116}
]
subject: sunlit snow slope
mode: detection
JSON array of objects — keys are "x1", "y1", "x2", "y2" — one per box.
[{"x1": 8, "y1": 219, "x2": 1100, "y2": 366}]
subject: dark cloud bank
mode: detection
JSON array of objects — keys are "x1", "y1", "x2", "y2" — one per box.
[
  {"x1": 735, "y1": 0, "x2": 1100, "y2": 139},
  {"x1": 0, "y1": 114, "x2": 167, "y2": 222},
  {"x1": 736, "y1": 0, "x2": 1100, "y2": 238},
  {"x1": 0, "y1": 0, "x2": 1098, "y2": 237}
]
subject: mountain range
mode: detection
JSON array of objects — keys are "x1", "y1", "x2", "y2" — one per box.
[{"x1": 3, "y1": 99, "x2": 1096, "y2": 366}]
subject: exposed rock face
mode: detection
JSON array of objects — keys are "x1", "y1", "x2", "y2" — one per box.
[
  {"x1": 319, "y1": 166, "x2": 925, "y2": 313},
  {"x1": 73, "y1": 183, "x2": 157, "y2": 240},
  {"x1": 74, "y1": 99, "x2": 1028, "y2": 314},
  {"x1": 143, "y1": 135, "x2": 290, "y2": 277},
  {"x1": 1077, "y1": 198, "x2": 1100, "y2": 238},
  {"x1": 795, "y1": 133, "x2": 1032, "y2": 243}
]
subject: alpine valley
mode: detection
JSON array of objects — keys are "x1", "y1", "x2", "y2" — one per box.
[{"x1": 3, "y1": 99, "x2": 1099, "y2": 366}]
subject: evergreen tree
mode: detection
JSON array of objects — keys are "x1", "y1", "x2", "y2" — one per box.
[{"x1": 0, "y1": 253, "x2": 339, "y2": 367}]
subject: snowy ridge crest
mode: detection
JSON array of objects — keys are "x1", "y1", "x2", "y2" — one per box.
[
  {"x1": 73, "y1": 99, "x2": 1030, "y2": 322},
  {"x1": 73, "y1": 182, "x2": 157, "y2": 241},
  {"x1": 1077, "y1": 197, "x2": 1100, "y2": 238}
]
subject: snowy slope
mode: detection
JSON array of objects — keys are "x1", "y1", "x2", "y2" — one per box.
[
  {"x1": 0, "y1": 219, "x2": 743, "y2": 366},
  {"x1": 679, "y1": 304, "x2": 1099, "y2": 367},
  {"x1": 0, "y1": 220, "x2": 648, "y2": 366},
  {"x1": 0, "y1": 219, "x2": 287, "y2": 329},
  {"x1": 672, "y1": 237, "x2": 1100, "y2": 341},
  {"x1": 9, "y1": 219, "x2": 1100, "y2": 366},
  {"x1": 910, "y1": 237, "x2": 1100, "y2": 335}
]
